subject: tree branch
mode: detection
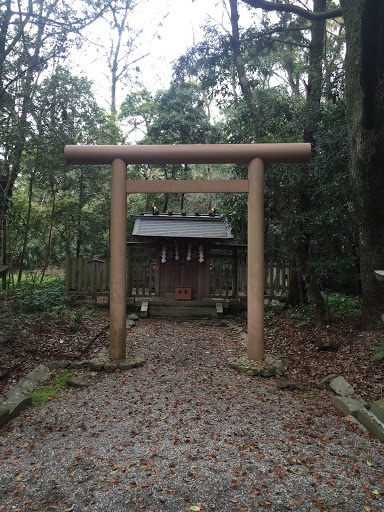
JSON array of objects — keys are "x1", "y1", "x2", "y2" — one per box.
[{"x1": 240, "y1": 0, "x2": 342, "y2": 21}]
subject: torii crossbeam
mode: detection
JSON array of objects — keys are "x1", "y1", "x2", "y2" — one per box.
[{"x1": 65, "y1": 143, "x2": 310, "y2": 362}]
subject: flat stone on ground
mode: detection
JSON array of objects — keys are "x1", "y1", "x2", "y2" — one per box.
[
  {"x1": 0, "y1": 405, "x2": 10, "y2": 427},
  {"x1": 66, "y1": 374, "x2": 92, "y2": 388},
  {"x1": 357, "y1": 408, "x2": 384, "y2": 442},
  {"x1": 329, "y1": 375, "x2": 355, "y2": 397},
  {"x1": 370, "y1": 398, "x2": 384, "y2": 423},
  {"x1": 119, "y1": 361, "x2": 137, "y2": 371},
  {"x1": 3, "y1": 396, "x2": 32, "y2": 423},
  {"x1": 71, "y1": 360, "x2": 90, "y2": 369},
  {"x1": 104, "y1": 361, "x2": 120, "y2": 372},
  {"x1": 5, "y1": 365, "x2": 50, "y2": 400},
  {"x1": 332, "y1": 396, "x2": 366, "y2": 418},
  {"x1": 318, "y1": 374, "x2": 338, "y2": 385},
  {"x1": 46, "y1": 361, "x2": 70, "y2": 369}
]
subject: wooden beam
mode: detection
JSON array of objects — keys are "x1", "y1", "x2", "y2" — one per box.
[
  {"x1": 126, "y1": 179, "x2": 249, "y2": 194},
  {"x1": 65, "y1": 143, "x2": 311, "y2": 165}
]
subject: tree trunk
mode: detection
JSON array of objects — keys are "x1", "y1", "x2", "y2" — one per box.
[
  {"x1": 17, "y1": 170, "x2": 35, "y2": 283},
  {"x1": 291, "y1": 0, "x2": 327, "y2": 322},
  {"x1": 76, "y1": 168, "x2": 84, "y2": 259},
  {"x1": 340, "y1": 0, "x2": 384, "y2": 329},
  {"x1": 294, "y1": 237, "x2": 327, "y2": 325},
  {"x1": 40, "y1": 190, "x2": 55, "y2": 283},
  {"x1": 228, "y1": 0, "x2": 262, "y2": 134},
  {"x1": 2, "y1": 216, "x2": 6, "y2": 290},
  {"x1": 286, "y1": 255, "x2": 306, "y2": 307},
  {"x1": 207, "y1": 163, "x2": 212, "y2": 210}
]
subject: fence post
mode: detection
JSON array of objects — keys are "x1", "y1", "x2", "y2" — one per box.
[
  {"x1": 232, "y1": 248, "x2": 238, "y2": 298},
  {"x1": 127, "y1": 247, "x2": 133, "y2": 297}
]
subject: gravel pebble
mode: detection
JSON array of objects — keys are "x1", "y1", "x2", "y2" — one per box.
[{"x1": 0, "y1": 318, "x2": 383, "y2": 511}]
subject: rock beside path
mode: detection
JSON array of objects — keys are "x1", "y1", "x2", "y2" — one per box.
[{"x1": 228, "y1": 354, "x2": 286, "y2": 377}]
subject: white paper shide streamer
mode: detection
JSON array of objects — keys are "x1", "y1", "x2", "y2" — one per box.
[
  {"x1": 199, "y1": 244, "x2": 204, "y2": 263},
  {"x1": 161, "y1": 243, "x2": 167, "y2": 263}
]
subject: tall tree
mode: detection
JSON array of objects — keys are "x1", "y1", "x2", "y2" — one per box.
[
  {"x1": 0, "y1": 0, "x2": 108, "y2": 272},
  {"x1": 241, "y1": 0, "x2": 384, "y2": 328},
  {"x1": 340, "y1": 0, "x2": 384, "y2": 329},
  {"x1": 121, "y1": 81, "x2": 215, "y2": 211}
]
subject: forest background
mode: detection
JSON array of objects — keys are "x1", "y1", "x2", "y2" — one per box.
[{"x1": 1, "y1": 0, "x2": 383, "y2": 331}]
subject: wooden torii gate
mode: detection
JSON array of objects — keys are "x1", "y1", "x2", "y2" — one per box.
[{"x1": 65, "y1": 143, "x2": 310, "y2": 362}]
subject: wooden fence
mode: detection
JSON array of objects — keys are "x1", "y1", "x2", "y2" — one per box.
[{"x1": 66, "y1": 252, "x2": 289, "y2": 299}]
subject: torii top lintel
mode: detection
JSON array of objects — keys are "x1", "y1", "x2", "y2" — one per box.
[{"x1": 64, "y1": 143, "x2": 311, "y2": 166}]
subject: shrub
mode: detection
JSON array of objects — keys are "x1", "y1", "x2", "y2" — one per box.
[
  {"x1": 10, "y1": 278, "x2": 70, "y2": 314},
  {"x1": 322, "y1": 292, "x2": 360, "y2": 317},
  {"x1": 373, "y1": 338, "x2": 384, "y2": 367}
]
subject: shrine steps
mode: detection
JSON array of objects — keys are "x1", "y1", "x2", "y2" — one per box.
[{"x1": 138, "y1": 299, "x2": 229, "y2": 319}]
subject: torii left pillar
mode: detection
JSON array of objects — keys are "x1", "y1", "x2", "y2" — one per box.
[{"x1": 109, "y1": 158, "x2": 127, "y2": 360}]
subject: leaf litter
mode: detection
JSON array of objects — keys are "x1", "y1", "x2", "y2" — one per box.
[{"x1": 0, "y1": 316, "x2": 383, "y2": 511}]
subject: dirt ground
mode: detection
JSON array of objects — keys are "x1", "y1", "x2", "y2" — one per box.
[{"x1": 0, "y1": 303, "x2": 383, "y2": 402}]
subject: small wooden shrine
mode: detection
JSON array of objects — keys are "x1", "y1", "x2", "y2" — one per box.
[{"x1": 131, "y1": 208, "x2": 233, "y2": 300}]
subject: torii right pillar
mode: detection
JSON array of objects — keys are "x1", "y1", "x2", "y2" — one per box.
[{"x1": 247, "y1": 158, "x2": 265, "y2": 361}]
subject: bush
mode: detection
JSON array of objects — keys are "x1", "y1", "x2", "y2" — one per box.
[
  {"x1": 322, "y1": 292, "x2": 360, "y2": 317},
  {"x1": 373, "y1": 339, "x2": 384, "y2": 367},
  {"x1": 10, "y1": 278, "x2": 70, "y2": 314}
]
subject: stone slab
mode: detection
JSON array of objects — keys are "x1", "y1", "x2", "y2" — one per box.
[
  {"x1": 89, "y1": 360, "x2": 105, "y2": 371},
  {"x1": 332, "y1": 396, "x2": 366, "y2": 418},
  {"x1": 370, "y1": 398, "x2": 384, "y2": 423},
  {"x1": 228, "y1": 354, "x2": 285, "y2": 377},
  {"x1": 0, "y1": 405, "x2": 10, "y2": 428},
  {"x1": 5, "y1": 365, "x2": 50, "y2": 400},
  {"x1": 149, "y1": 306, "x2": 217, "y2": 318},
  {"x1": 329, "y1": 376, "x2": 355, "y2": 397},
  {"x1": 318, "y1": 374, "x2": 338, "y2": 385},
  {"x1": 357, "y1": 409, "x2": 384, "y2": 442},
  {"x1": 140, "y1": 301, "x2": 149, "y2": 318},
  {"x1": 343, "y1": 415, "x2": 368, "y2": 432},
  {"x1": 0, "y1": 396, "x2": 32, "y2": 427},
  {"x1": 104, "y1": 362, "x2": 120, "y2": 372},
  {"x1": 7, "y1": 396, "x2": 32, "y2": 420},
  {"x1": 46, "y1": 361, "x2": 70, "y2": 369},
  {"x1": 71, "y1": 360, "x2": 90, "y2": 369},
  {"x1": 66, "y1": 375, "x2": 92, "y2": 388},
  {"x1": 119, "y1": 361, "x2": 137, "y2": 371}
]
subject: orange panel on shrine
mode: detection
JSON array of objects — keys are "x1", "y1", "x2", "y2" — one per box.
[{"x1": 175, "y1": 286, "x2": 192, "y2": 301}]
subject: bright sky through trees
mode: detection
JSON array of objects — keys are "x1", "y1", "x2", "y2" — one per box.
[{"x1": 69, "y1": 0, "x2": 228, "y2": 111}]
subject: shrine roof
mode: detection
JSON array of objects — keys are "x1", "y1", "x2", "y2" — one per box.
[{"x1": 131, "y1": 213, "x2": 233, "y2": 239}]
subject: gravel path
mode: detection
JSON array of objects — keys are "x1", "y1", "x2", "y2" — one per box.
[{"x1": 0, "y1": 318, "x2": 383, "y2": 511}]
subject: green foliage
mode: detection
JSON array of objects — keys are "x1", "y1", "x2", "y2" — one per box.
[
  {"x1": 322, "y1": 292, "x2": 360, "y2": 317},
  {"x1": 373, "y1": 339, "x2": 384, "y2": 367},
  {"x1": 30, "y1": 370, "x2": 77, "y2": 403},
  {"x1": 10, "y1": 278, "x2": 70, "y2": 315},
  {"x1": 285, "y1": 292, "x2": 360, "y2": 324},
  {"x1": 0, "y1": 316, "x2": 27, "y2": 342},
  {"x1": 264, "y1": 300, "x2": 284, "y2": 326}
]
